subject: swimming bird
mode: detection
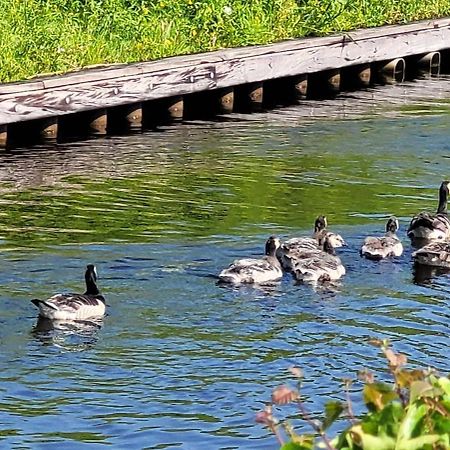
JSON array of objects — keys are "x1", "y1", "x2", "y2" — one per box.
[
  {"x1": 277, "y1": 216, "x2": 345, "y2": 271},
  {"x1": 218, "y1": 236, "x2": 283, "y2": 284},
  {"x1": 31, "y1": 264, "x2": 106, "y2": 320},
  {"x1": 407, "y1": 181, "x2": 450, "y2": 241},
  {"x1": 412, "y1": 240, "x2": 450, "y2": 268},
  {"x1": 360, "y1": 216, "x2": 403, "y2": 260},
  {"x1": 292, "y1": 234, "x2": 346, "y2": 283}
]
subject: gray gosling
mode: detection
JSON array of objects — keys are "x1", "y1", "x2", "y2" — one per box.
[
  {"x1": 292, "y1": 234, "x2": 345, "y2": 284},
  {"x1": 412, "y1": 240, "x2": 450, "y2": 268},
  {"x1": 277, "y1": 215, "x2": 345, "y2": 271},
  {"x1": 360, "y1": 216, "x2": 403, "y2": 260},
  {"x1": 218, "y1": 236, "x2": 283, "y2": 284}
]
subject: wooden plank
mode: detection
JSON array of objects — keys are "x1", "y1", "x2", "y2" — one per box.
[
  {"x1": 212, "y1": 26, "x2": 450, "y2": 88},
  {"x1": 0, "y1": 66, "x2": 217, "y2": 123},
  {"x1": 0, "y1": 18, "x2": 450, "y2": 124}
]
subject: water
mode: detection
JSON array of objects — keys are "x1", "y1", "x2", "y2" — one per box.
[{"x1": 1, "y1": 77, "x2": 450, "y2": 449}]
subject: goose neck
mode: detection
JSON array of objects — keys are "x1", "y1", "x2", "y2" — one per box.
[
  {"x1": 85, "y1": 272, "x2": 100, "y2": 296},
  {"x1": 437, "y1": 185, "x2": 448, "y2": 214}
]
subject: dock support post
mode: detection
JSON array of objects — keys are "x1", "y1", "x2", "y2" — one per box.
[
  {"x1": 356, "y1": 64, "x2": 371, "y2": 87},
  {"x1": 89, "y1": 109, "x2": 108, "y2": 135},
  {"x1": 308, "y1": 70, "x2": 340, "y2": 98},
  {"x1": 124, "y1": 103, "x2": 143, "y2": 129},
  {"x1": 326, "y1": 69, "x2": 341, "y2": 93},
  {"x1": 341, "y1": 64, "x2": 371, "y2": 90},
  {"x1": 293, "y1": 74, "x2": 308, "y2": 100},
  {"x1": 0, "y1": 125, "x2": 7, "y2": 149},
  {"x1": 246, "y1": 82, "x2": 264, "y2": 111},
  {"x1": 217, "y1": 87, "x2": 234, "y2": 114},
  {"x1": 40, "y1": 117, "x2": 58, "y2": 141},
  {"x1": 167, "y1": 96, "x2": 184, "y2": 121},
  {"x1": 440, "y1": 49, "x2": 450, "y2": 74},
  {"x1": 417, "y1": 52, "x2": 440, "y2": 76},
  {"x1": 378, "y1": 58, "x2": 405, "y2": 84}
]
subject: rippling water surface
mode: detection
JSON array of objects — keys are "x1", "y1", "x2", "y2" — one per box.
[{"x1": 1, "y1": 77, "x2": 450, "y2": 449}]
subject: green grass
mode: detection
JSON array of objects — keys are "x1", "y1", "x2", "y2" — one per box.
[{"x1": 1, "y1": 0, "x2": 449, "y2": 83}]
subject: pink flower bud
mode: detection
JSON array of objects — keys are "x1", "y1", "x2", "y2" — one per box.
[{"x1": 271, "y1": 384, "x2": 299, "y2": 405}]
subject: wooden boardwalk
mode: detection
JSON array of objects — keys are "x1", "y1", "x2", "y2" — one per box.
[{"x1": 0, "y1": 18, "x2": 449, "y2": 146}]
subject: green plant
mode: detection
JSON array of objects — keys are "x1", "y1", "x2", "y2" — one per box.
[
  {"x1": 1, "y1": 0, "x2": 450, "y2": 82},
  {"x1": 256, "y1": 340, "x2": 450, "y2": 449}
]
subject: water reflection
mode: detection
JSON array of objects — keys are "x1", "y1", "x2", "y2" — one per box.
[
  {"x1": 31, "y1": 317, "x2": 103, "y2": 351},
  {"x1": 412, "y1": 262, "x2": 450, "y2": 285}
]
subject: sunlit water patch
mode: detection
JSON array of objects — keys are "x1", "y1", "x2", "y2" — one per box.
[{"x1": 0, "y1": 77, "x2": 449, "y2": 449}]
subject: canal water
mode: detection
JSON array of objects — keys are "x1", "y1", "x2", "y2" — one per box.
[{"x1": 0, "y1": 77, "x2": 449, "y2": 449}]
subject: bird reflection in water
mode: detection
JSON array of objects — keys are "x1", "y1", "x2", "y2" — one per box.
[
  {"x1": 32, "y1": 317, "x2": 103, "y2": 351},
  {"x1": 412, "y1": 262, "x2": 450, "y2": 285}
]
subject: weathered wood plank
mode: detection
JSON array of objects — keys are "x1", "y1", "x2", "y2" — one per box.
[
  {"x1": 0, "y1": 18, "x2": 450, "y2": 124},
  {"x1": 0, "y1": 66, "x2": 217, "y2": 123}
]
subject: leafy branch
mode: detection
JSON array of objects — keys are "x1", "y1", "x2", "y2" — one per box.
[{"x1": 256, "y1": 340, "x2": 450, "y2": 450}]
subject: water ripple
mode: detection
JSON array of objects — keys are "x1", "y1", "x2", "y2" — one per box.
[{"x1": 0, "y1": 78, "x2": 450, "y2": 448}]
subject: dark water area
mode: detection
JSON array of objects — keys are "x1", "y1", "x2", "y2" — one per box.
[{"x1": 0, "y1": 77, "x2": 450, "y2": 449}]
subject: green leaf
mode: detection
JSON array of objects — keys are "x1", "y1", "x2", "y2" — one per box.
[
  {"x1": 348, "y1": 424, "x2": 395, "y2": 450},
  {"x1": 329, "y1": 424, "x2": 356, "y2": 450},
  {"x1": 280, "y1": 442, "x2": 312, "y2": 450},
  {"x1": 409, "y1": 380, "x2": 434, "y2": 403},
  {"x1": 437, "y1": 377, "x2": 450, "y2": 397},
  {"x1": 397, "y1": 434, "x2": 444, "y2": 450},
  {"x1": 378, "y1": 402, "x2": 405, "y2": 437},
  {"x1": 363, "y1": 382, "x2": 398, "y2": 411},
  {"x1": 322, "y1": 400, "x2": 344, "y2": 430},
  {"x1": 396, "y1": 403, "x2": 427, "y2": 443},
  {"x1": 396, "y1": 369, "x2": 426, "y2": 389}
]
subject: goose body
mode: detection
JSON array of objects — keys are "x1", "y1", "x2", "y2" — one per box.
[
  {"x1": 219, "y1": 236, "x2": 283, "y2": 284},
  {"x1": 278, "y1": 216, "x2": 345, "y2": 271},
  {"x1": 31, "y1": 265, "x2": 106, "y2": 321},
  {"x1": 292, "y1": 235, "x2": 345, "y2": 283},
  {"x1": 360, "y1": 217, "x2": 403, "y2": 260},
  {"x1": 278, "y1": 236, "x2": 321, "y2": 271},
  {"x1": 412, "y1": 241, "x2": 450, "y2": 268},
  {"x1": 407, "y1": 181, "x2": 450, "y2": 241}
]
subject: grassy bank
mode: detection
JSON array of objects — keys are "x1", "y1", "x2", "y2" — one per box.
[{"x1": 1, "y1": 0, "x2": 450, "y2": 83}]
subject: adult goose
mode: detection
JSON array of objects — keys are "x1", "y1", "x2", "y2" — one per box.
[
  {"x1": 292, "y1": 234, "x2": 346, "y2": 283},
  {"x1": 31, "y1": 264, "x2": 106, "y2": 320},
  {"x1": 218, "y1": 236, "x2": 283, "y2": 284},
  {"x1": 407, "y1": 181, "x2": 450, "y2": 241},
  {"x1": 360, "y1": 217, "x2": 403, "y2": 260},
  {"x1": 278, "y1": 216, "x2": 345, "y2": 271},
  {"x1": 412, "y1": 241, "x2": 450, "y2": 268}
]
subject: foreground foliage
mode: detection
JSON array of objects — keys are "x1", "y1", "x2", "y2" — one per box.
[
  {"x1": 1, "y1": 0, "x2": 450, "y2": 82},
  {"x1": 257, "y1": 340, "x2": 450, "y2": 449}
]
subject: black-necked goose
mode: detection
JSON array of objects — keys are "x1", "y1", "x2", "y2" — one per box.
[
  {"x1": 360, "y1": 216, "x2": 403, "y2": 260},
  {"x1": 31, "y1": 264, "x2": 106, "y2": 320},
  {"x1": 218, "y1": 236, "x2": 283, "y2": 284},
  {"x1": 292, "y1": 234, "x2": 345, "y2": 283},
  {"x1": 407, "y1": 181, "x2": 450, "y2": 241},
  {"x1": 277, "y1": 216, "x2": 345, "y2": 271}
]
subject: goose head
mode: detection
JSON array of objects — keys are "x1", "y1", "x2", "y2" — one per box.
[
  {"x1": 322, "y1": 234, "x2": 338, "y2": 255},
  {"x1": 314, "y1": 215, "x2": 328, "y2": 233},
  {"x1": 265, "y1": 236, "x2": 281, "y2": 257},
  {"x1": 322, "y1": 231, "x2": 346, "y2": 248},
  {"x1": 437, "y1": 181, "x2": 450, "y2": 214},
  {"x1": 386, "y1": 216, "x2": 399, "y2": 233}
]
